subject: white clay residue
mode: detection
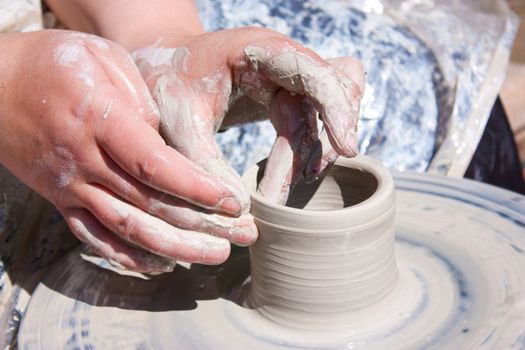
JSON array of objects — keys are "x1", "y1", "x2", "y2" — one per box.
[
  {"x1": 243, "y1": 45, "x2": 360, "y2": 158},
  {"x1": 132, "y1": 46, "x2": 189, "y2": 70},
  {"x1": 133, "y1": 44, "x2": 250, "y2": 212},
  {"x1": 246, "y1": 155, "x2": 399, "y2": 335},
  {"x1": 143, "y1": 86, "x2": 160, "y2": 119},
  {"x1": 101, "y1": 100, "x2": 113, "y2": 119},
  {"x1": 104, "y1": 192, "x2": 230, "y2": 260},
  {"x1": 54, "y1": 40, "x2": 95, "y2": 87},
  {"x1": 32, "y1": 147, "x2": 77, "y2": 190}
]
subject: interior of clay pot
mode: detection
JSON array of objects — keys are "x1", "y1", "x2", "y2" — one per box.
[{"x1": 256, "y1": 163, "x2": 379, "y2": 211}]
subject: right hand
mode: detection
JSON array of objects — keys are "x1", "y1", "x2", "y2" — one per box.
[{"x1": 0, "y1": 30, "x2": 257, "y2": 273}]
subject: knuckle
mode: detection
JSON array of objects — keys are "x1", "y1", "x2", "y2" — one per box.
[
  {"x1": 137, "y1": 156, "x2": 158, "y2": 184},
  {"x1": 177, "y1": 212, "x2": 202, "y2": 231},
  {"x1": 114, "y1": 213, "x2": 137, "y2": 240}
]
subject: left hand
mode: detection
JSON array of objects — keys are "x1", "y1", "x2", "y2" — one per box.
[{"x1": 132, "y1": 27, "x2": 365, "y2": 205}]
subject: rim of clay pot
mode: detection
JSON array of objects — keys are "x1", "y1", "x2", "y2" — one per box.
[{"x1": 244, "y1": 154, "x2": 395, "y2": 230}]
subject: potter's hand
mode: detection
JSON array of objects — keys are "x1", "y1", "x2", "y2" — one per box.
[
  {"x1": 261, "y1": 57, "x2": 365, "y2": 203},
  {"x1": 132, "y1": 27, "x2": 364, "y2": 205},
  {"x1": 0, "y1": 30, "x2": 252, "y2": 273}
]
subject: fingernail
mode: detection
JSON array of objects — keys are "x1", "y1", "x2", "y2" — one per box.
[
  {"x1": 218, "y1": 197, "x2": 242, "y2": 216},
  {"x1": 230, "y1": 225, "x2": 258, "y2": 246}
]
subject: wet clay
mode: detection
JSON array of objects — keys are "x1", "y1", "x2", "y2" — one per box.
[{"x1": 243, "y1": 155, "x2": 398, "y2": 332}]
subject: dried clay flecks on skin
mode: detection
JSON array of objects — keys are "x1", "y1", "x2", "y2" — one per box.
[
  {"x1": 133, "y1": 47, "x2": 195, "y2": 155},
  {"x1": 199, "y1": 71, "x2": 224, "y2": 93},
  {"x1": 243, "y1": 45, "x2": 360, "y2": 158},
  {"x1": 54, "y1": 33, "x2": 142, "y2": 107},
  {"x1": 146, "y1": 196, "x2": 256, "y2": 245},
  {"x1": 133, "y1": 46, "x2": 189, "y2": 70},
  {"x1": 54, "y1": 146, "x2": 77, "y2": 189},
  {"x1": 90, "y1": 36, "x2": 109, "y2": 51},
  {"x1": 55, "y1": 164, "x2": 76, "y2": 189},
  {"x1": 66, "y1": 32, "x2": 110, "y2": 51},
  {"x1": 31, "y1": 147, "x2": 77, "y2": 190},
  {"x1": 54, "y1": 40, "x2": 95, "y2": 87}
]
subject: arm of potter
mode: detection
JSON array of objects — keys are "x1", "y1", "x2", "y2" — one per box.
[
  {"x1": 0, "y1": 30, "x2": 260, "y2": 274},
  {"x1": 44, "y1": 1, "x2": 259, "y2": 248}
]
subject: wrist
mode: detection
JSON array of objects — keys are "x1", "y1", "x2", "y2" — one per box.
[{"x1": 125, "y1": 29, "x2": 201, "y2": 53}]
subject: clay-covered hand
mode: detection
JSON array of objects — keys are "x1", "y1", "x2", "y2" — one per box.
[
  {"x1": 262, "y1": 56, "x2": 365, "y2": 204},
  {"x1": 0, "y1": 30, "x2": 256, "y2": 273},
  {"x1": 132, "y1": 27, "x2": 365, "y2": 205}
]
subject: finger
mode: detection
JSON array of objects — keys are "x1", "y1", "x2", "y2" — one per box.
[
  {"x1": 63, "y1": 208, "x2": 175, "y2": 273},
  {"x1": 303, "y1": 57, "x2": 366, "y2": 179},
  {"x1": 90, "y1": 150, "x2": 257, "y2": 245},
  {"x1": 96, "y1": 109, "x2": 244, "y2": 216},
  {"x1": 79, "y1": 184, "x2": 231, "y2": 264},
  {"x1": 154, "y1": 87, "x2": 251, "y2": 213},
  {"x1": 257, "y1": 90, "x2": 318, "y2": 204},
  {"x1": 149, "y1": 201, "x2": 258, "y2": 246},
  {"x1": 327, "y1": 57, "x2": 366, "y2": 93},
  {"x1": 257, "y1": 136, "x2": 295, "y2": 204},
  {"x1": 235, "y1": 69, "x2": 278, "y2": 108},
  {"x1": 244, "y1": 45, "x2": 362, "y2": 157},
  {"x1": 305, "y1": 128, "x2": 338, "y2": 181}
]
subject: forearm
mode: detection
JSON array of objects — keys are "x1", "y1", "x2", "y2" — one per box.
[
  {"x1": 0, "y1": 33, "x2": 20, "y2": 102},
  {"x1": 44, "y1": 0, "x2": 204, "y2": 50},
  {"x1": 0, "y1": 31, "x2": 49, "y2": 172},
  {"x1": 0, "y1": 33, "x2": 25, "y2": 164}
]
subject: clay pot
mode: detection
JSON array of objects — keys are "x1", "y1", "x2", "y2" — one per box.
[{"x1": 243, "y1": 155, "x2": 398, "y2": 331}]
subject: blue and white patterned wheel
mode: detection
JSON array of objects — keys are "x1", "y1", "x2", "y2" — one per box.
[{"x1": 19, "y1": 174, "x2": 525, "y2": 349}]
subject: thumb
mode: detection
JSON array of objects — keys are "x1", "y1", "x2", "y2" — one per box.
[{"x1": 156, "y1": 93, "x2": 250, "y2": 214}]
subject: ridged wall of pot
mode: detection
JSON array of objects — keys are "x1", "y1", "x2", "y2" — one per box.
[{"x1": 243, "y1": 155, "x2": 398, "y2": 333}]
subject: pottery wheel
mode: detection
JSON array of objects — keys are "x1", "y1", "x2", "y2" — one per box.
[{"x1": 19, "y1": 173, "x2": 525, "y2": 349}]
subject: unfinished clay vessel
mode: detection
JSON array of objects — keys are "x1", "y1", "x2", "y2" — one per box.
[
  {"x1": 18, "y1": 157, "x2": 525, "y2": 348},
  {"x1": 243, "y1": 155, "x2": 397, "y2": 332}
]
